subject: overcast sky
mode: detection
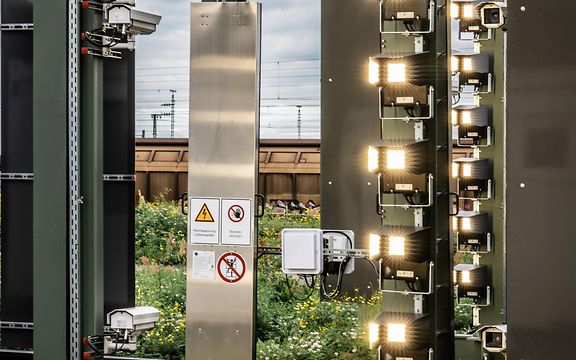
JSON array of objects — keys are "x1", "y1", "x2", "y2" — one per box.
[{"x1": 135, "y1": 0, "x2": 321, "y2": 139}]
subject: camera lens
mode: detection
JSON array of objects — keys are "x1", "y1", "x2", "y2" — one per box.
[
  {"x1": 483, "y1": 8, "x2": 501, "y2": 24},
  {"x1": 486, "y1": 332, "x2": 503, "y2": 348}
]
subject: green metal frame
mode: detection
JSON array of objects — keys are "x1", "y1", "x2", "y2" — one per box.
[{"x1": 33, "y1": 0, "x2": 70, "y2": 358}]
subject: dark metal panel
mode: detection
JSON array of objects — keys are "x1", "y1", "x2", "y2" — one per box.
[
  {"x1": 320, "y1": 0, "x2": 383, "y2": 295},
  {"x1": 0, "y1": 181, "x2": 33, "y2": 348},
  {"x1": 33, "y1": 0, "x2": 69, "y2": 356},
  {"x1": 1, "y1": 4, "x2": 33, "y2": 348},
  {"x1": 1, "y1": 32, "x2": 33, "y2": 173},
  {"x1": 507, "y1": 1, "x2": 576, "y2": 358},
  {"x1": 322, "y1": 0, "x2": 453, "y2": 357},
  {"x1": 103, "y1": 182, "x2": 135, "y2": 312},
  {"x1": 103, "y1": 52, "x2": 136, "y2": 312},
  {"x1": 103, "y1": 52, "x2": 135, "y2": 175},
  {"x1": 1, "y1": 0, "x2": 33, "y2": 23}
]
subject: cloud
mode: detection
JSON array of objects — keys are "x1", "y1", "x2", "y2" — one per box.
[{"x1": 135, "y1": 0, "x2": 320, "y2": 139}]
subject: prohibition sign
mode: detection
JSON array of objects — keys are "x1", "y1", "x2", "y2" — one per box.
[
  {"x1": 228, "y1": 204, "x2": 245, "y2": 223},
  {"x1": 217, "y1": 252, "x2": 246, "y2": 283}
]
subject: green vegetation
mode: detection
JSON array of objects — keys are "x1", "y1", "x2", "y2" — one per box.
[
  {"x1": 256, "y1": 215, "x2": 378, "y2": 359},
  {"x1": 133, "y1": 200, "x2": 380, "y2": 359},
  {"x1": 133, "y1": 265, "x2": 186, "y2": 359},
  {"x1": 135, "y1": 194, "x2": 187, "y2": 266},
  {"x1": 133, "y1": 198, "x2": 471, "y2": 358}
]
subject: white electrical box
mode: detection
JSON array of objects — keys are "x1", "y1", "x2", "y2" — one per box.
[{"x1": 281, "y1": 229, "x2": 323, "y2": 275}]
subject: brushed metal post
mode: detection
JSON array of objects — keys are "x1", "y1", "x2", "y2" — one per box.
[{"x1": 187, "y1": 3, "x2": 261, "y2": 360}]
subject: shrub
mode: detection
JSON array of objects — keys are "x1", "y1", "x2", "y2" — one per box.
[
  {"x1": 132, "y1": 265, "x2": 186, "y2": 359},
  {"x1": 135, "y1": 194, "x2": 187, "y2": 265}
]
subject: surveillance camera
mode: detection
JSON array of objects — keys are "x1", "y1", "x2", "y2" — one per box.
[
  {"x1": 107, "y1": 306, "x2": 160, "y2": 333},
  {"x1": 477, "y1": 2, "x2": 507, "y2": 29},
  {"x1": 105, "y1": 3, "x2": 162, "y2": 35},
  {"x1": 475, "y1": 324, "x2": 507, "y2": 353}
]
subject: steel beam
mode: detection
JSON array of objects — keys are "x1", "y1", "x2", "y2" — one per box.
[
  {"x1": 32, "y1": 0, "x2": 69, "y2": 358},
  {"x1": 81, "y1": 6, "x2": 105, "y2": 359}
]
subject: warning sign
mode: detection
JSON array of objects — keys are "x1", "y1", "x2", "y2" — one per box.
[
  {"x1": 195, "y1": 203, "x2": 215, "y2": 222},
  {"x1": 189, "y1": 198, "x2": 220, "y2": 244},
  {"x1": 217, "y1": 252, "x2": 246, "y2": 283},
  {"x1": 228, "y1": 204, "x2": 244, "y2": 223},
  {"x1": 221, "y1": 199, "x2": 252, "y2": 246}
]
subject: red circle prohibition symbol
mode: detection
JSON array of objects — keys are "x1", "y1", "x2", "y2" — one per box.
[
  {"x1": 228, "y1": 204, "x2": 245, "y2": 223},
  {"x1": 217, "y1": 252, "x2": 246, "y2": 284}
]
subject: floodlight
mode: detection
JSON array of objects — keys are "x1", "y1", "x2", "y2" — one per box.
[
  {"x1": 369, "y1": 234, "x2": 382, "y2": 258},
  {"x1": 369, "y1": 323, "x2": 380, "y2": 348},
  {"x1": 368, "y1": 141, "x2": 429, "y2": 195},
  {"x1": 453, "y1": 158, "x2": 492, "y2": 198},
  {"x1": 454, "y1": 211, "x2": 489, "y2": 234},
  {"x1": 454, "y1": 211, "x2": 492, "y2": 252},
  {"x1": 368, "y1": 147, "x2": 380, "y2": 172},
  {"x1": 453, "y1": 158, "x2": 490, "y2": 179},
  {"x1": 368, "y1": 53, "x2": 432, "y2": 107},
  {"x1": 369, "y1": 59, "x2": 381, "y2": 85},
  {"x1": 452, "y1": 106, "x2": 489, "y2": 127},
  {"x1": 461, "y1": 111, "x2": 472, "y2": 124},
  {"x1": 452, "y1": 54, "x2": 490, "y2": 73},
  {"x1": 381, "y1": 0, "x2": 431, "y2": 21},
  {"x1": 461, "y1": 270, "x2": 471, "y2": 283},
  {"x1": 387, "y1": 324, "x2": 406, "y2": 343},
  {"x1": 387, "y1": 150, "x2": 406, "y2": 170},
  {"x1": 369, "y1": 226, "x2": 431, "y2": 263},
  {"x1": 461, "y1": 217, "x2": 472, "y2": 231},
  {"x1": 452, "y1": 106, "x2": 491, "y2": 146},
  {"x1": 463, "y1": 4, "x2": 475, "y2": 18},
  {"x1": 450, "y1": 3, "x2": 460, "y2": 18},
  {"x1": 452, "y1": 1, "x2": 486, "y2": 34},
  {"x1": 388, "y1": 236, "x2": 406, "y2": 256},
  {"x1": 388, "y1": 64, "x2": 407, "y2": 83},
  {"x1": 453, "y1": 53, "x2": 491, "y2": 90},
  {"x1": 454, "y1": 263, "x2": 489, "y2": 299},
  {"x1": 368, "y1": 141, "x2": 428, "y2": 175},
  {"x1": 369, "y1": 52, "x2": 431, "y2": 87},
  {"x1": 372, "y1": 227, "x2": 431, "y2": 285},
  {"x1": 369, "y1": 312, "x2": 430, "y2": 352},
  {"x1": 451, "y1": 2, "x2": 478, "y2": 19}
]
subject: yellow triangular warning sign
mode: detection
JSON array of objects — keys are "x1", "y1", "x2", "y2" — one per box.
[{"x1": 195, "y1": 203, "x2": 215, "y2": 222}]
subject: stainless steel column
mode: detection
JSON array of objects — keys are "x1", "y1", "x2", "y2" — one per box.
[{"x1": 187, "y1": 3, "x2": 261, "y2": 360}]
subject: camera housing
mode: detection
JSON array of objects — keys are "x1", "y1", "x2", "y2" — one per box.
[
  {"x1": 476, "y1": 324, "x2": 507, "y2": 353},
  {"x1": 105, "y1": 3, "x2": 162, "y2": 35},
  {"x1": 107, "y1": 306, "x2": 160, "y2": 332},
  {"x1": 477, "y1": 2, "x2": 507, "y2": 29}
]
